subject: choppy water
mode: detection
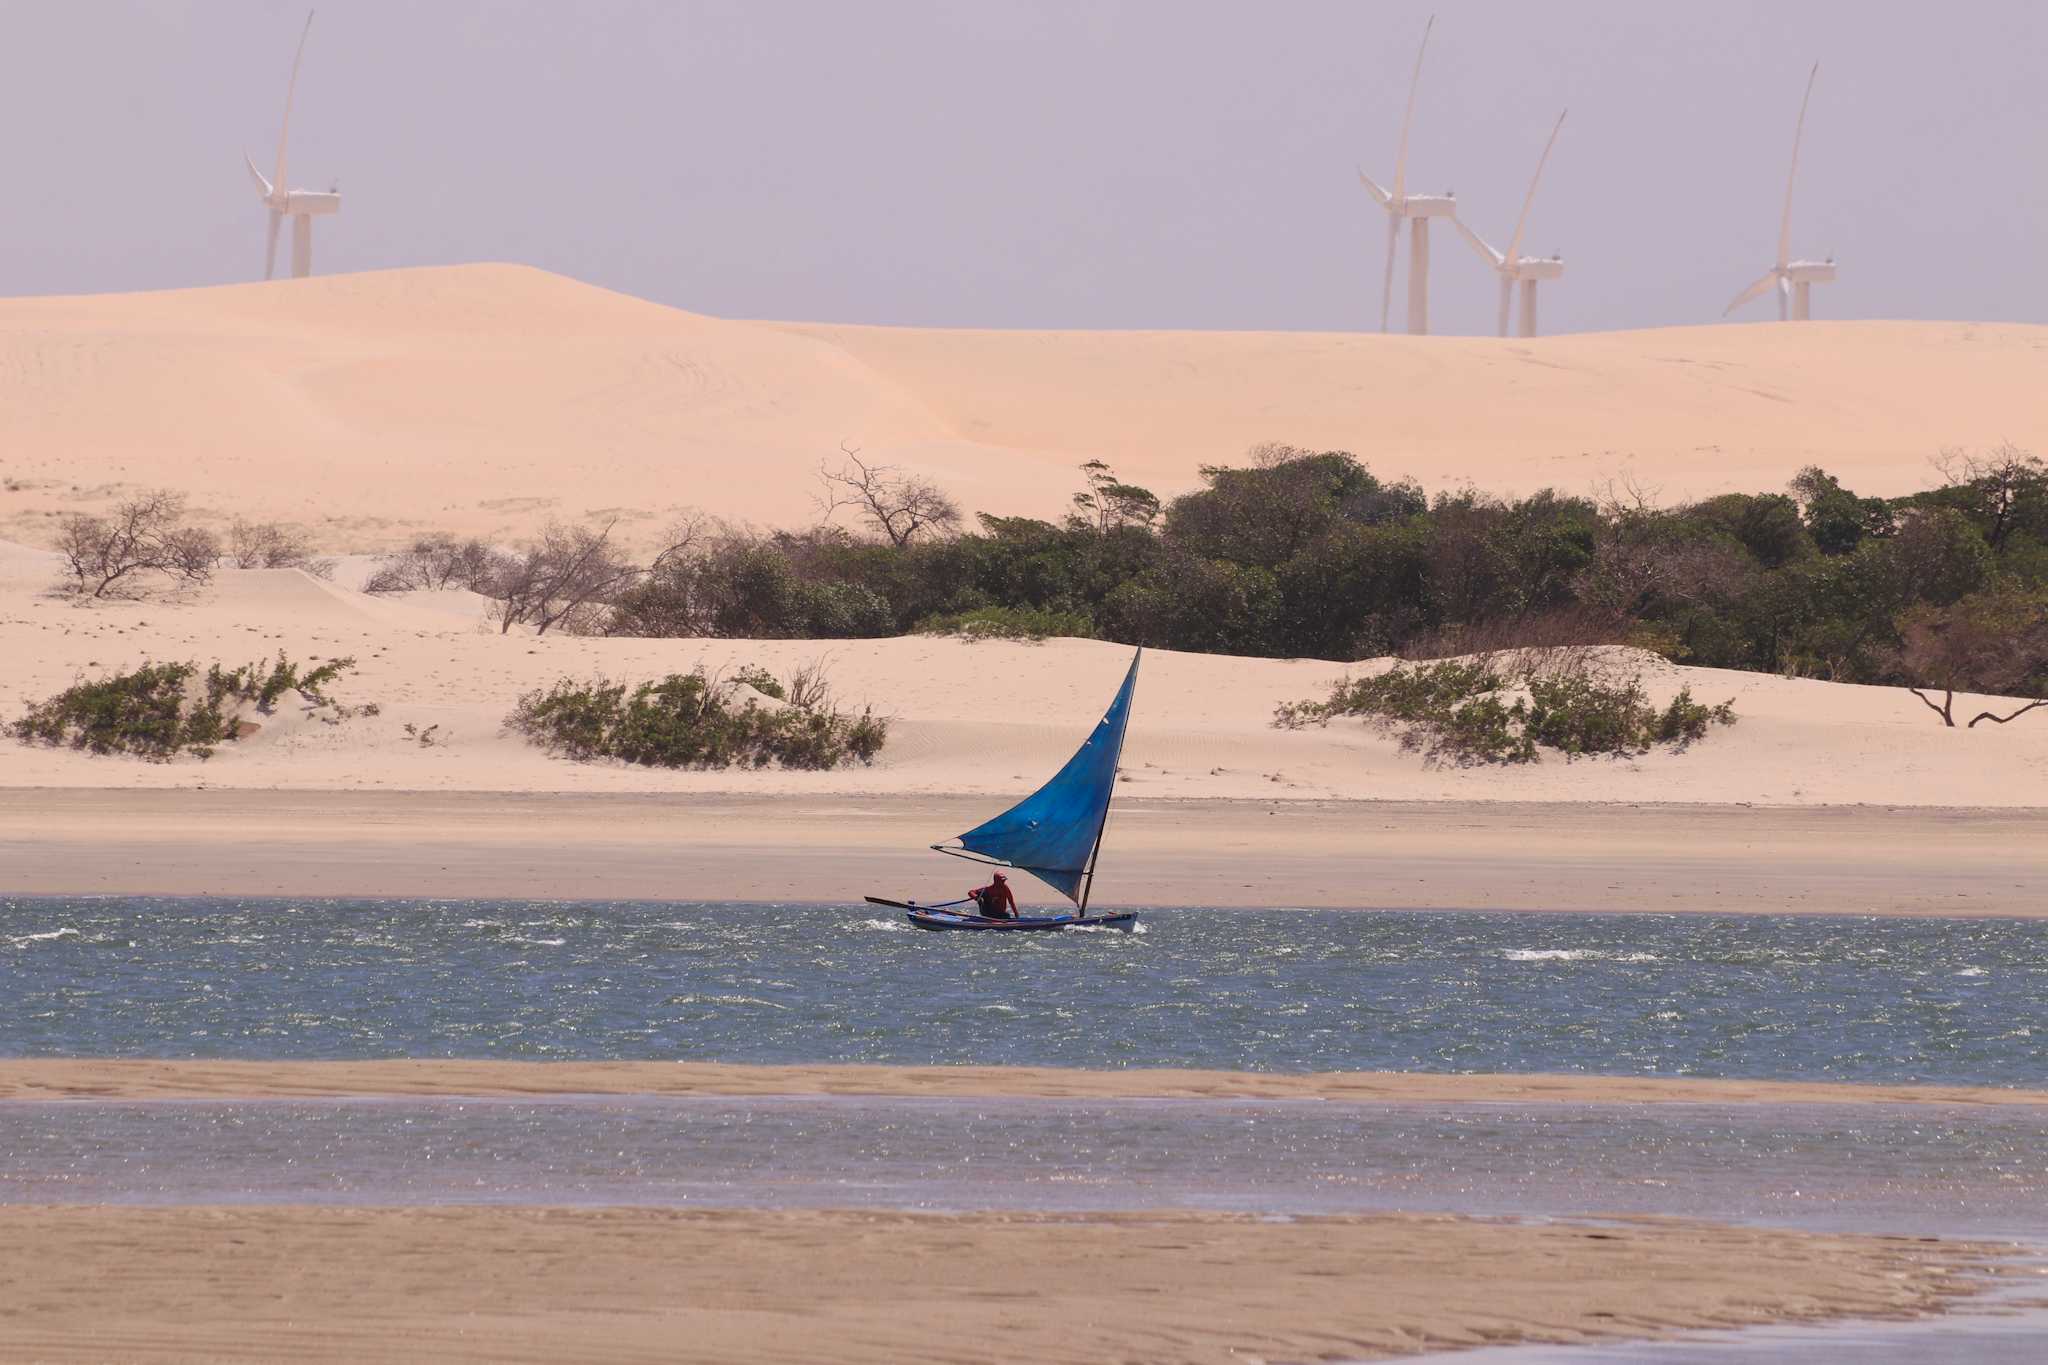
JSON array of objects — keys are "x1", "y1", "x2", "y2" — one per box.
[
  {"x1": 2, "y1": 1097, "x2": 2042, "y2": 1237},
  {"x1": 2, "y1": 898, "x2": 2043, "y2": 1083}
]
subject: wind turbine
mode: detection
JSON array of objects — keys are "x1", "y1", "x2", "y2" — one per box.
[
  {"x1": 1725, "y1": 63, "x2": 1835, "y2": 321},
  {"x1": 1357, "y1": 15, "x2": 1457, "y2": 335},
  {"x1": 1452, "y1": 110, "x2": 1568, "y2": 337},
  {"x1": 244, "y1": 11, "x2": 340, "y2": 280}
]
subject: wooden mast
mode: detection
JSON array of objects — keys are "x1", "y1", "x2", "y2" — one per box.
[{"x1": 1077, "y1": 649, "x2": 1140, "y2": 916}]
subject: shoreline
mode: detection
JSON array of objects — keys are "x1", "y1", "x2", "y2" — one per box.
[
  {"x1": 6, "y1": 789, "x2": 2047, "y2": 915},
  {"x1": 0, "y1": 1205, "x2": 1997, "y2": 1364},
  {"x1": 4, "y1": 1060, "x2": 2043, "y2": 1105}
]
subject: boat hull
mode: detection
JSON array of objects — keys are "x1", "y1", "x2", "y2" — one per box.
[{"x1": 906, "y1": 909, "x2": 1138, "y2": 933}]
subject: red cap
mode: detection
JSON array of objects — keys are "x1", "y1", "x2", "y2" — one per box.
[{"x1": 992, "y1": 872, "x2": 1007, "y2": 882}]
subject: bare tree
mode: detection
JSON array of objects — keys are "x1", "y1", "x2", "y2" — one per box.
[
  {"x1": 1891, "y1": 580, "x2": 2048, "y2": 727},
  {"x1": 363, "y1": 534, "x2": 503, "y2": 594},
  {"x1": 227, "y1": 519, "x2": 334, "y2": 578},
  {"x1": 816, "y1": 443, "x2": 961, "y2": 547},
  {"x1": 782, "y1": 654, "x2": 838, "y2": 711},
  {"x1": 1933, "y1": 442, "x2": 2046, "y2": 552},
  {"x1": 648, "y1": 511, "x2": 714, "y2": 576},
  {"x1": 57, "y1": 491, "x2": 220, "y2": 598},
  {"x1": 491, "y1": 519, "x2": 641, "y2": 635}
]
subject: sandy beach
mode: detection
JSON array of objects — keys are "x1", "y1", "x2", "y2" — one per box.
[
  {"x1": 5, "y1": 788, "x2": 2044, "y2": 915},
  {"x1": 0, "y1": 1205, "x2": 1992, "y2": 1364},
  {"x1": 2, "y1": 1058, "x2": 2042, "y2": 1106}
]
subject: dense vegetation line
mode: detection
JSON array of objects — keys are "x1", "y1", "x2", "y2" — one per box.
[
  {"x1": 366, "y1": 444, "x2": 2041, "y2": 711},
  {"x1": 49, "y1": 444, "x2": 2048, "y2": 722}
]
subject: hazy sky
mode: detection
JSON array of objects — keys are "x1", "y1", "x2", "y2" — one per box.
[{"x1": 2, "y1": 1, "x2": 2043, "y2": 334}]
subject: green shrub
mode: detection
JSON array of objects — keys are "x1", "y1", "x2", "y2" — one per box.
[
  {"x1": 12, "y1": 654, "x2": 357, "y2": 761},
  {"x1": 508, "y1": 668, "x2": 887, "y2": 770},
  {"x1": 729, "y1": 665, "x2": 786, "y2": 700},
  {"x1": 917, "y1": 605, "x2": 1096, "y2": 642},
  {"x1": 1277, "y1": 658, "x2": 1733, "y2": 766}
]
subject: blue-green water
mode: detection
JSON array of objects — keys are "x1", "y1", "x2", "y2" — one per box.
[{"x1": 2, "y1": 897, "x2": 2041, "y2": 1084}]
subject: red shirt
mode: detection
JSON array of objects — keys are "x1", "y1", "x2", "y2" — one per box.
[{"x1": 976, "y1": 881, "x2": 1018, "y2": 915}]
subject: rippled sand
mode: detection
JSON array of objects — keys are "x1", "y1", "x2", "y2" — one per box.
[{"x1": 0, "y1": 1206, "x2": 1992, "y2": 1364}]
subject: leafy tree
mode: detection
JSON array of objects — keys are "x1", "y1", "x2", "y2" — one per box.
[
  {"x1": 1789, "y1": 466, "x2": 1894, "y2": 555},
  {"x1": 1069, "y1": 460, "x2": 1161, "y2": 532},
  {"x1": 1689, "y1": 492, "x2": 1811, "y2": 569},
  {"x1": 1164, "y1": 448, "x2": 1420, "y2": 570}
]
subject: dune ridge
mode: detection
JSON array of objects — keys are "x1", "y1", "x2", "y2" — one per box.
[{"x1": 3, "y1": 264, "x2": 2042, "y2": 550}]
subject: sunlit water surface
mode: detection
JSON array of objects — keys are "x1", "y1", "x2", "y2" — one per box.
[
  {"x1": 2, "y1": 898, "x2": 2041, "y2": 1082},
  {"x1": 1, "y1": 1097, "x2": 2042, "y2": 1239}
]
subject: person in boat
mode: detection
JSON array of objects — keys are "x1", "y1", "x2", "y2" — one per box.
[{"x1": 970, "y1": 873, "x2": 1019, "y2": 919}]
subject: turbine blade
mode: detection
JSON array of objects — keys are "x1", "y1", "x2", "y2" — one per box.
[
  {"x1": 1451, "y1": 214, "x2": 1503, "y2": 267},
  {"x1": 243, "y1": 151, "x2": 273, "y2": 198},
  {"x1": 1778, "y1": 62, "x2": 1817, "y2": 270},
  {"x1": 264, "y1": 208, "x2": 282, "y2": 281},
  {"x1": 1497, "y1": 275, "x2": 1512, "y2": 338},
  {"x1": 1723, "y1": 271, "x2": 1777, "y2": 317},
  {"x1": 1380, "y1": 214, "x2": 1400, "y2": 333},
  {"x1": 1506, "y1": 109, "x2": 1567, "y2": 269},
  {"x1": 1357, "y1": 169, "x2": 1391, "y2": 208},
  {"x1": 1392, "y1": 14, "x2": 1434, "y2": 203},
  {"x1": 274, "y1": 9, "x2": 316, "y2": 194}
]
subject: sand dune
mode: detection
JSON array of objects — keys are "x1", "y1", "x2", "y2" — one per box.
[{"x1": 2, "y1": 265, "x2": 2041, "y2": 550}]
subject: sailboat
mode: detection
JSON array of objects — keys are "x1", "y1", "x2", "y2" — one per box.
[{"x1": 866, "y1": 649, "x2": 1142, "y2": 932}]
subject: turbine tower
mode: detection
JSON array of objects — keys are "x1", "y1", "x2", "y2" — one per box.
[
  {"x1": 1357, "y1": 16, "x2": 1456, "y2": 335},
  {"x1": 244, "y1": 11, "x2": 340, "y2": 280},
  {"x1": 1724, "y1": 63, "x2": 1835, "y2": 321},
  {"x1": 1452, "y1": 110, "x2": 1568, "y2": 337}
]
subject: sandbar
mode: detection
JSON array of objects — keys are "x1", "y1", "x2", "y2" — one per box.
[
  {"x1": 2, "y1": 1059, "x2": 2042, "y2": 1106},
  {"x1": 5, "y1": 789, "x2": 2046, "y2": 915},
  {"x1": 0, "y1": 1205, "x2": 1995, "y2": 1363}
]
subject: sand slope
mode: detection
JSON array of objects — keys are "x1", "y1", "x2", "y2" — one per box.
[{"x1": 2, "y1": 265, "x2": 2042, "y2": 548}]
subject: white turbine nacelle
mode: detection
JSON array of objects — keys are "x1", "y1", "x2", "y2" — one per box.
[
  {"x1": 1451, "y1": 110, "x2": 1568, "y2": 337},
  {"x1": 1725, "y1": 64, "x2": 1835, "y2": 322},
  {"x1": 1401, "y1": 195, "x2": 1459, "y2": 219},
  {"x1": 1357, "y1": 16, "x2": 1455, "y2": 336},
  {"x1": 244, "y1": 11, "x2": 340, "y2": 281}
]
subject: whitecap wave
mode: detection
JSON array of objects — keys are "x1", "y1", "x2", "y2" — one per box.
[
  {"x1": 510, "y1": 936, "x2": 566, "y2": 947},
  {"x1": 670, "y1": 993, "x2": 790, "y2": 1010},
  {"x1": 8, "y1": 927, "x2": 81, "y2": 948},
  {"x1": 856, "y1": 918, "x2": 910, "y2": 932},
  {"x1": 1504, "y1": 948, "x2": 1660, "y2": 963}
]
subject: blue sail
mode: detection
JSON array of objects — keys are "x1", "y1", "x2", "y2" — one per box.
[{"x1": 944, "y1": 650, "x2": 1140, "y2": 904}]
